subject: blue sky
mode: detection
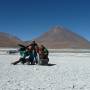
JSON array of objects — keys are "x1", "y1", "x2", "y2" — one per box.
[{"x1": 0, "y1": 0, "x2": 90, "y2": 41}]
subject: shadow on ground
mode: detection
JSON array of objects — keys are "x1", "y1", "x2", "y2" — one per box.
[
  {"x1": 40, "y1": 63, "x2": 56, "y2": 66},
  {"x1": 11, "y1": 63, "x2": 56, "y2": 66}
]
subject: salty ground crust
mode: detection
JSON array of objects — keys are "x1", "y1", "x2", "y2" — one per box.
[{"x1": 0, "y1": 53, "x2": 90, "y2": 90}]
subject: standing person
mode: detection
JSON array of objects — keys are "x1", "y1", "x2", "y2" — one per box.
[{"x1": 29, "y1": 41, "x2": 38, "y2": 64}]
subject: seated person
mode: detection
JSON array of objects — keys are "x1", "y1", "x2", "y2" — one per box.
[
  {"x1": 11, "y1": 46, "x2": 27, "y2": 65},
  {"x1": 38, "y1": 45, "x2": 49, "y2": 65},
  {"x1": 26, "y1": 45, "x2": 34, "y2": 65},
  {"x1": 11, "y1": 45, "x2": 34, "y2": 65}
]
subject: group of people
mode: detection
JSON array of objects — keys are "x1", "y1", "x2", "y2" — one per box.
[{"x1": 11, "y1": 41, "x2": 49, "y2": 65}]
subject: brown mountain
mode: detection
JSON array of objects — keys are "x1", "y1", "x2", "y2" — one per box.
[
  {"x1": 0, "y1": 32, "x2": 24, "y2": 47},
  {"x1": 34, "y1": 26, "x2": 90, "y2": 49}
]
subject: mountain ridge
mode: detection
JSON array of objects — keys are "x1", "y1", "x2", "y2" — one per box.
[
  {"x1": 0, "y1": 26, "x2": 90, "y2": 48},
  {"x1": 34, "y1": 26, "x2": 90, "y2": 49},
  {"x1": 0, "y1": 32, "x2": 24, "y2": 47}
]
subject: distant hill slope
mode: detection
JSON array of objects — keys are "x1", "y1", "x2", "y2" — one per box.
[
  {"x1": 34, "y1": 26, "x2": 90, "y2": 49},
  {"x1": 0, "y1": 32, "x2": 24, "y2": 47}
]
